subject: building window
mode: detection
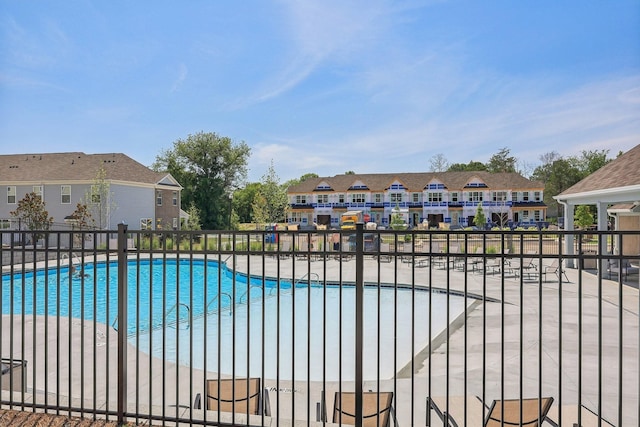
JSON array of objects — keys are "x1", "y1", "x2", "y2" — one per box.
[
  {"x1": 468, "y1": 191, "x2": 483, "y2": 202},
  {"x1": 289, "y1": 212, "x2": 304, "y2": 222},
  {"x1": 428, "y1": 192, "x2": 442, "y2": 202},
  {"x1": 61, "y1": 185, "x2": 71, "y2": 204},
  {"x1": 91, "y1": 185, "x2": 101, "y2": 204},
  {"x1": 351, "y1": 193, "x2": 365, "y2": 203},
  {"x1": 534, "y1": 210, "x2": 541, "y2": 221},
  {"x1": 338, "y1": 194, "x2": 345, "y2": 203},
  {"x1": 511, "y1": 191, "x2": 517, "y2": 201},
  {"x1": 156, "y1": 191, "x2": 163, "y2": 206},
  {"x1": 295, "y1": 195, "x2": 307, "y2": 204},
  {"x1": 390, "y1": 193, "x2": 402, "y2": 203},
  {"x1": 412, "y1": 193, "x2": 421, "y2": 203},
  {"x1": 33, "y1": 185, "x2": 43, "y2": 199},
  {"x1": 172, "y1": 217, "x2": 178, "y2": 229},
  {"x1": 172, "y1": 191, "x2": 178, "y2": 206},
  {"x1": 534, "y1": 191, "x2": 541, "y2": 201},
  {"x1": 140, "y1": 218, "x2": 153, "y2": 230},
  {"x1": 523, "y1": 191, "x2": 529, "y2": 201},
  {"x1": 1, "y1": 219, "x2": 11, "y2": 229},
  {"x1": 450, "y1": 192, "x2": 458, "y2": 202},
  {"x1": 374, "y1": 193, "x2": 383, "y2": 203},
  {"x1": 317, "y1": 194, "x2": 328, "y2": 203},
  {"x1": 493, "y1": 191, "x2": 507, "y2": 202},
  {"x1": 7, "y1": 186, "x2": 16, "y2": 204}
]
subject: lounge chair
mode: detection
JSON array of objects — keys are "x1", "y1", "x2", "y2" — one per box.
[
  {"x1": 543, "y1": 259, "x2": 570, "y2": 282},
  {"x1": 317, "y1": 391, "x2": 397, "y2": 427},
  {"x1": 606, "y1": 259, "x2": 639, "y2": 280},
  {"x1": 510, "y1": 257, "x2": 538, "y2": 280},
  {"x1": 427, "y1": 395, "x2": 553, "y2": 427},
  {"x1": 546, "y1": 404, "x2": 615, "y2": 427},
  {"x1": 378, "y1": 242, "x2": 393, "y2": 263},
  {"x1": 194, "y1": 377, "x2": 271, "y2": 416}
]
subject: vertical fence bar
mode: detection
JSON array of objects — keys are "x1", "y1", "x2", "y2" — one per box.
[
  {"x1": 355, "y1": 223, "x2": 364, "y2": 427},
  {"x1": 117, "y1": 223, "x2": 128, "y2": 425}
]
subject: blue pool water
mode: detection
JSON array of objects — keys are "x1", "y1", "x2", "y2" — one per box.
[
  {"x1": 1, "y1": 258, "x2": 287, "y2": 335},
  {"x1": 2, "y1": 258, "x2": 468, "y2": 380}
]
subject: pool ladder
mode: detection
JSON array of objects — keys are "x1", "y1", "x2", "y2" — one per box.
[
  {"x1": 267, "y1": 272, "x2": 321, "y2": 295},
  {"x1": 111, "y1": 273, "x2": 322, "y2": 331}
]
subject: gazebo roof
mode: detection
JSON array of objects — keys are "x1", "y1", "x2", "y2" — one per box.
[{"x1": 555, "y1": 144, "x2": 640, "y2": 205}]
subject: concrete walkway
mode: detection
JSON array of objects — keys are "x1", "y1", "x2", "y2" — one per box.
[{"x1": 1, "y1": 253, "x2": 638, "y2": 426}]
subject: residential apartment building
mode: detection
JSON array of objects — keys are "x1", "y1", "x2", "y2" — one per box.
[
  {"x1": 286, "y1": 171, "x2": 546, "y2": 229},
  {"x1": 0, "y1": 152, "x2": 183, "y2": 233}
]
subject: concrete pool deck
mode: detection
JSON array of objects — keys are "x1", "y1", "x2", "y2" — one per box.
[{"x1": 1, "y1": 254, "x2": 638, "y2": 426}]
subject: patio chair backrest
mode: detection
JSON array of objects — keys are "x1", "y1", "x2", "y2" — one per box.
[
  {"x1": 485, "y1": 397, "x2": 554, "y2": 427},
  {"x1": 206, "y1": 378, "x2": 261, "y2": 414},
  {"x1": 333, "y1": 391, "x2": 394, "y2": 427}
]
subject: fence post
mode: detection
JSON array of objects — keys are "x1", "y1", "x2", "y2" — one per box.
[
  {"x1": 355, "y1": 222, "x2": 364, "y2": 427},
  {"x1": 117, "y1": 223, "x2": 128, "y2": 425}
]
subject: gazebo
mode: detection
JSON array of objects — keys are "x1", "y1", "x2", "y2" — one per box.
[{"x1": 554, "y1": 144, "x2": 640, "y2": 267}]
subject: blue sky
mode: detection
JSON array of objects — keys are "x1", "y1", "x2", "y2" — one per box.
[{"x1": 1, "y1": 1, "x2": 639, "y2": 183}]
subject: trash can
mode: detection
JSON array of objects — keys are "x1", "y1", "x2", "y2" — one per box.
[
  {"x1": 580, "y1": 250, "x2": 597, "y2": 270},
  {"x1": 1, "y1": 358, "x2": 27, "y2": 392},
  {"x1": 265, "y1": 224, "x2": 278, "y2": 244}
]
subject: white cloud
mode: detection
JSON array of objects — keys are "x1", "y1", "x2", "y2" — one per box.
[{"x1": 171, "y1": 63, "x2": 188, "y2": 92}]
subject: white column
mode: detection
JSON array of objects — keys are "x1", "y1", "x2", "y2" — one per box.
[{"x1": 563, "y1": 202, "x2": 575, "y2": 268}]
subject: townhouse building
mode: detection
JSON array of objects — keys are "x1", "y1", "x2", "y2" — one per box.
[
  {"x1": 0, "y1": 152, "x2": 183, "y2": 234},
  {"x1": 286, "y1": 171, "x2": 546, "y2": 229}
]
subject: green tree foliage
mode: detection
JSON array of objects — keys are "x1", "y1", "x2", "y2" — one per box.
[
  {"x1": 251, "y1": 193, "x2": 269, "y2": 227},
  {"x1": 10, "y1": 192, "x2": 54, "y2": 242},
  {"x1": 531, "y1": 149, "x2": 613, "y2": 218},
  {"x1": 574, "y1": 205, "x2": 595, "y2": 229},
  {"x1": 390, "y1": 204, "x2": 408, "y2": 230},
  {"x1": 181, "y1": 203, "x2": 202, "y2": 231},
  {"x1": 447, "y1": 161, "x2": 487, "y2": 172},
  {"x1": 486, "y1": 147, "x2": 517, "y2": 173},
  {"x1": 576, "y1": 149, "x2": 610, "y2": 176},
  {"x1": 232, "y1": 183, "x2": 261, "y2": 224},
  {"x1": 473, "y1": 203, "x2": 486, "y2": 228},
  {"x1": 153, "y1": 131, "x2": 250, "y2": 230},
  {"x1": 253, "y1": 161, "x2": 288, "y2": 224},
  {"x1": 283, "y1": 172, "x2": 319, "y2": 190}
]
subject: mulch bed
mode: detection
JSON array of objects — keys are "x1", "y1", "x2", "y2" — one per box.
[{"x1": 0, "y1": 409, "x2": 139, "y2": 426}]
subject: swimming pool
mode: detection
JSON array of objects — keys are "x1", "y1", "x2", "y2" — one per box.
[{"x1": 2, "y1": 258, "x2": 468, "y2": 381}]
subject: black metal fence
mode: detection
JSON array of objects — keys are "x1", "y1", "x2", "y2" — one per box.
[{"x1": 1, "y1": 224, "x2": 638, "y2": 426}]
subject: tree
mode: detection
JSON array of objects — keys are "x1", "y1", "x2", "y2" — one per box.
[
  {"x1": 447, "y1": 161, "x2": 487, "y2": 172},
  {"x1": 345, "y1": 170, "x2": 355, "y2": 175},
  {"x1": 153, "y1": 131, "x2": 251, "y2": 230},
  {"x1": 576, "y1": 149, "x2": 610, "y2": 176},
  {"x1": 486, "y1": 147, "x2": 517, "y2": 173},
  {"x1": 574, "y1": 205, "x2": 594, "y2": 230},
  {"x1": 251, "y1": 193, "x2": 269, "y2": 227},
  {"x1": 181, "y1": 203, "x2": 202, "y2": 231},
  {"x1": 84, "y1": 166, "x2": 116, "y2": 230},
  {"x1": 253, "y1": 161, "x2": 288, "y2": 225},
  {"x1": 69, "y1": 202, "x2": 94, "y2": 230},
  {"x1": 473, "y1": 203, "x2": 486, "y2": 229},
  {"x1": 67, "y1": 202, "x2": 94, "y2": 247},
  {"x1": 232, "y1": 183, "x2": 261, "y2": 224},
  {"x1": 283, "y1": 173, "x2": 319, "y2": 191},
  {"x1": 429, "y1": 153, "x2": 449, "y2": 172},
  {"x1": 389, "y1": 204, "x2": 408, "y2": 230},
  {"x1": 10, "y1": 192, "x2": 54, "y2": 243}
]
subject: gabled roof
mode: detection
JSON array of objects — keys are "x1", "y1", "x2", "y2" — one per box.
[
  {"x1": 0, "y1": 152, "x2": 181, "y2": 188},
  {"x1": 287, "y1": 171, "x2": 542, "y2": 193},
  {"x1": 555, "y1": 144, "x2": 640, "y2": 205}
]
